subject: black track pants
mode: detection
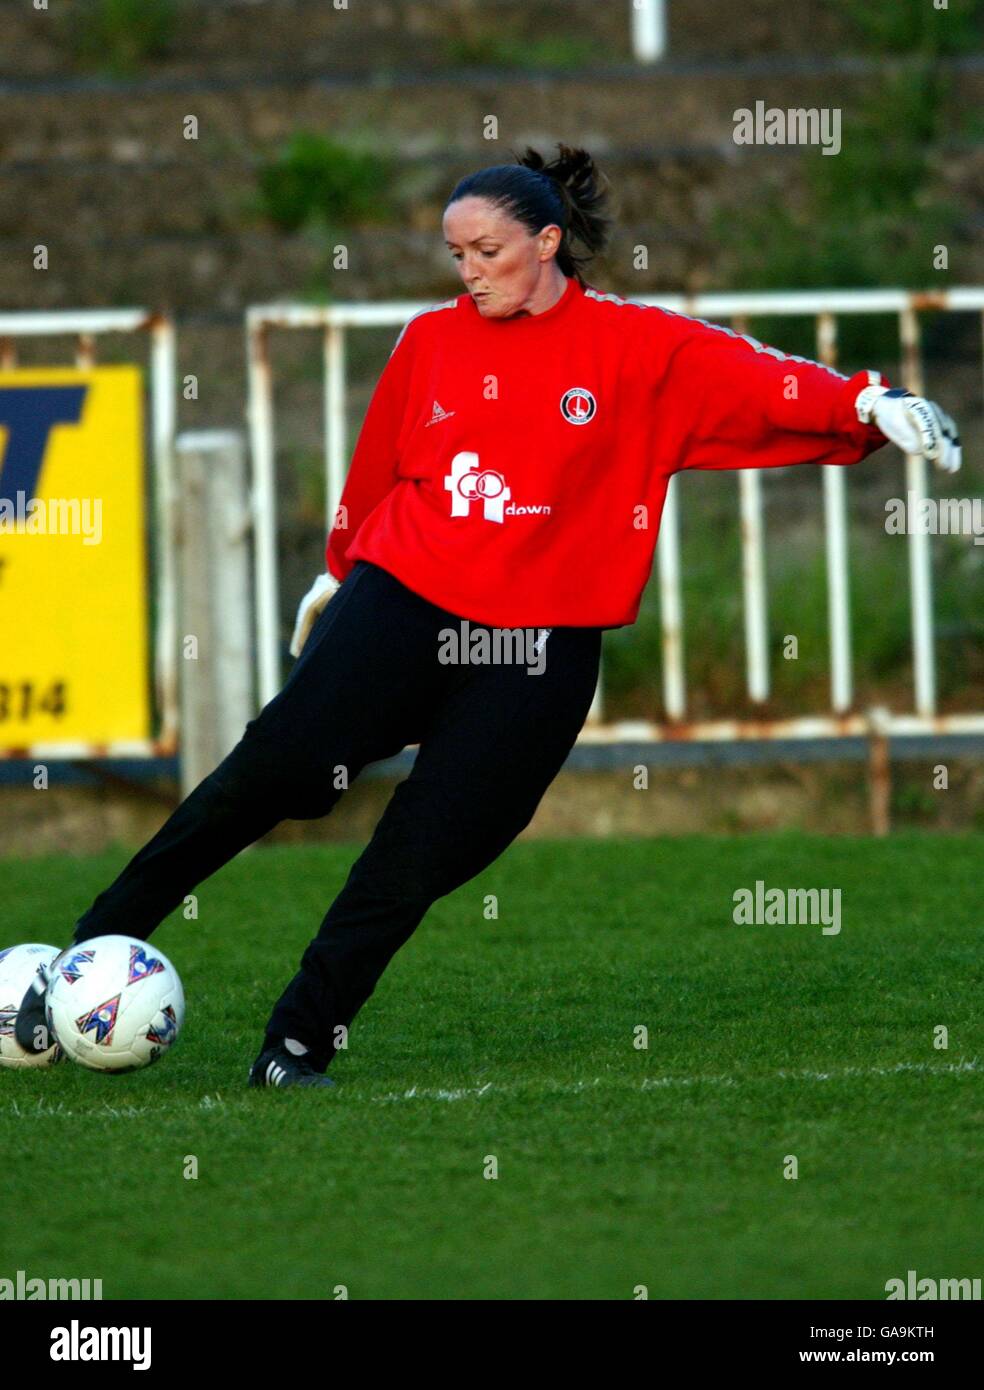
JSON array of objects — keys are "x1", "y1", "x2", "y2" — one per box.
[{"x1": 72, "y1": 561, "x2": 602, "y2": 1071}]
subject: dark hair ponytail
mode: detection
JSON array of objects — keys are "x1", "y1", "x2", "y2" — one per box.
[{"x1": 445, "y1": 143, "x2": 613, "y2": 285}]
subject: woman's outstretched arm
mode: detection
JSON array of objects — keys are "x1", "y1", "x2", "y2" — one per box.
[{"x1": 650, "y1": 311, "x2": 959, "y2": 476}]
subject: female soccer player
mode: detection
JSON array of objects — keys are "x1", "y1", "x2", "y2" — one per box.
[{"x1": 17, "y1": 145, "x2": 960, "y2": 1087}]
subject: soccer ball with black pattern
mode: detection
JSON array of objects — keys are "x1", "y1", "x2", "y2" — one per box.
[
  {"x1": 45, "y1": 935, "x2": 185, "y2": 1073},
  {"x1": 0, "y1": 943, "x2": 63, "y2": 1069}
]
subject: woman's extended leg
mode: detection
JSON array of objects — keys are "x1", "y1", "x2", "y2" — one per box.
[
  {"x1": 260, "y1": 623, "x2": 603, "y2": 1072},
  {"x1": 69, "y1": 564, "x2": 452, "y2": 949}
]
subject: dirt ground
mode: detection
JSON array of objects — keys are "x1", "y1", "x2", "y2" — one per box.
[{"x1": 2, "y1": 757, "x2": 981, "y2": 863}]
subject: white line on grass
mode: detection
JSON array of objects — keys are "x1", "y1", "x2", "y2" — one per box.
[
  {"x1": 2, "y1": 1060, "x2": 976, "y2": 1117},
  {"x1": 371, "y1": 1058, "x2": 980, "y2": 1104},
  {"x1": 5, "y1": 1097, "x2": 148, "y2": 1118}
]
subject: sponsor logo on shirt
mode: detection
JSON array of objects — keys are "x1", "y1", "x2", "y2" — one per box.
[
  {"x1": 443, "y1": 451, "x2": 551, "y2": 524},
  {"x1": 560, "y1": 387, "x2": 596, "y2": 425},
  {"x1": 425, "y1": 400, "x2": 456, "y2": 427}
]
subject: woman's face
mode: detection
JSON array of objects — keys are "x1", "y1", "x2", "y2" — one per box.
[{"x1": 442, "y1": 196, "x2": 563, "y2": 318}]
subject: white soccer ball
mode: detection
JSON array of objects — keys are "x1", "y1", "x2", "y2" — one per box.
[
  {"x1": 0, "y1": 943, "x2": 63, "y2": 1069},
  {"x1": 45, "y1": 935, "x2": 185, "y2": 1074}
]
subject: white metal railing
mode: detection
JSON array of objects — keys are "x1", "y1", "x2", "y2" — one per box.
[
  {"x1": 0, "y1": 309, "x2": 178, "y2": 760},
  {"x1": 631, "y1": 0, "x2": 667, "y2": 63},
  {"x1": 245, "y1": 287, "x2": 984, "y2": 744}
]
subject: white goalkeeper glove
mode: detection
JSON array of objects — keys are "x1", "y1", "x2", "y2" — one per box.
[
  {"x1": 289, "y1": 571, "x2": 340, "y2": 657},
  {"x1": 856, "y1": 385, "x2": 961, "y2": 474}
]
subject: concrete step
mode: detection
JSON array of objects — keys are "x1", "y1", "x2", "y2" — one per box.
[
  {"x1": 3, "y1": 140, "x2": 979, "y2": 249},
  {"x1": 0, "y1": 0, "x2": 863, "y2": 82},
  {"x1": 0, "y1": 224, "x2": 704, "y2": 313},
  {"x1": 3, "y1": 60, "x2": 980, "y2": 160},
  {"x1": 3, "y1": 210, "x2": 981, "y2": 320},
  {"x1": 0, "y1": 145, "x2": 809, "y2": 239}
]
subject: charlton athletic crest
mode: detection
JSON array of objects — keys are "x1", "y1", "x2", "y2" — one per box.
[{"x1": 560, "y1": 387, "x2": 596, "y2": 425}]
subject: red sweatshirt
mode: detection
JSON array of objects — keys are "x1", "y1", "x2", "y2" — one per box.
[{"x1": 326, "y1": 275, "x2": 888, "y2": 627}]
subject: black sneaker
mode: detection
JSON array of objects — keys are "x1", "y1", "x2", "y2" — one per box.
[
  {"x1": 248, "y1": 1046, "x2": 336, "y2": 1089},
  {"x1": 14, "y1": 953, "x2": 62, "y2": 1055}
]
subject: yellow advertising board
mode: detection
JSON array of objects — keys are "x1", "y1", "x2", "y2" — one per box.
[{"x1": 0, "y1": 367, "x2": 150, "y2": 750}]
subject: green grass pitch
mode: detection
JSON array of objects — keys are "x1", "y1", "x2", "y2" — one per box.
[{"x1": 2, "y1": 833, "x2": 981, "y2": 1300}]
